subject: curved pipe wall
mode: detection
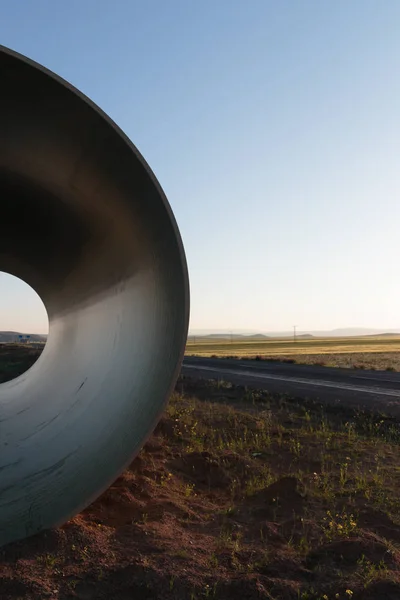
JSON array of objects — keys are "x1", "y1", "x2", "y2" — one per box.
[{"x1": 0, "y1": 46, "x2": 189, "y2": 547}]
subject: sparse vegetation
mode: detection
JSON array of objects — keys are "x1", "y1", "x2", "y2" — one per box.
[
  {"x1": 2, "y1": 374, "x2": 400, "y2": 598},
  {"x1": 0, "y1": 344, "x2": 43, "y2": 383},
  {"x1": 186, "y1": 335, "x2": 400, "y2": 371}
]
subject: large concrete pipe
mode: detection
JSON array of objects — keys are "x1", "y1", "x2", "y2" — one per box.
[{"x1": 0, "y1": 46, "x2": 189, "y2": 547}]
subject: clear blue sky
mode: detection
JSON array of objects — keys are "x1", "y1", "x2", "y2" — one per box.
[{"x1": 1, "y1": 0, "x2": 400, "y2": 334}]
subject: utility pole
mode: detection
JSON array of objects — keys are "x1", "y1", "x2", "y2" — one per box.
[{"x1": 293, "y1": 325, "x2": 297, "y2": 343}]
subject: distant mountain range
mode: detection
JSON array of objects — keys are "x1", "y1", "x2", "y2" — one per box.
[
  {"x1": 190, "y1": 333, "x2": 270, "y2": 340},
  {"x1": 188, "y1": 328, "x2": 400, "y2": 339},
  {"x1": 3, "y1": 328, "x2": 399, "y2": 345},
  {"x1": 0, "y1": 331, "x2": 47, "y2": 343},
  {"x1": 316, "y1": 328, "x2": 400, "y2": 337}
]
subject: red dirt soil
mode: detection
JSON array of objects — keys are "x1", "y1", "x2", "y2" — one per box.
[{"x1": 1, "y1": 377, "x2": 400, "y2": 599}]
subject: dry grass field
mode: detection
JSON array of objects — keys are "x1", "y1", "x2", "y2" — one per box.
[
  {"x1": 186, "y1": 336, "x2": 400, "y2": 371},
  {"x1": 2, "y1": 375, "x2": 400, "y2": 598},
  {"x1": 0, "y1": 344, "x2": 43, "y2": 383}
]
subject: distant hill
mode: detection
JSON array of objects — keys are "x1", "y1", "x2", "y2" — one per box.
[
  {"x1": 188, "y1": 333, "x2": 247, "y2": 340},
  {"x1": 296, "y1": 334, "x2": 314, "y2": 339},
  {"x1": 326, "y1": 328, "x2": 392, "y2": 337},
  {"x1": 205, "y1": 334, "x2": 244, "y2": 339},
  {"x1": 0, "y1": 331, "x2": 47, "y2": 343},
  {"x1": 188, "y1": 333, "x2": 271, "y2": 341},
  {"x1": 367, "y1": 332, "x2": 400, "y2": 338}
]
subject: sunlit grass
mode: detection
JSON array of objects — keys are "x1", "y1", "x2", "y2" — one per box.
[{"x1": 186, "y1": 335, "x2": 400, "y2": 370}]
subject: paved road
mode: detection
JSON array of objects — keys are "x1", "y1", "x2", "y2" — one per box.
[{"x1": 182, "y1": 356, "x2": 400, "y2": 416}]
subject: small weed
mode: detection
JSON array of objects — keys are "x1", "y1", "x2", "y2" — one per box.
[
  {"x1": 67, "y1": 579, "x2": 78, "y2": 591},
  {"x1": 208, "y1": 553, "x2": 219, "y2": 568},
  {"x1": 298, "y1": 534, "x2": 311, "y2": 556},
  {"x1": 289, "y1": 437, "x2": 302, "y2": 458},
  {"x1": 160, "y1": 472, "x2": 173, "y2": 486},
  {"x1": 223, "y1": 505, "x2": 236, "y2": 517},
  {"x1": 142, "y1": 556, "x2": 151, "y2": 568},
  {"x1": 184, "y1": 483, "x2": 196, "y2": 497},
  {"x1": 321, "y1": 510, "x2": 358, "y2": 541},
  {"x1": 37, "y1": 553, "x2": 58, "y2": 568},
  {"x1": 244, "y1": 468, "x2": 274, "y2": 496},
  {"x1": 357, "y1": 555, "x2": 389, "y2": 587},
  {"x1": 217, "y1": 379, "x2": 232, "y2": 390},
  {"x1": 216, "y1": 523, "x2": 242, "y2": 552},
  {"x1": 204, "y1": 582, "x2": 218, "y2": 597},
  {"x1": 339, "y1": 460, "x2": 350, "y2": 490}
]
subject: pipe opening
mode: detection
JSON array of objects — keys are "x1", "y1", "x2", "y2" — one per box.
[{"x1": 0, "y1": 272, "x2": 48, "y2": 383}]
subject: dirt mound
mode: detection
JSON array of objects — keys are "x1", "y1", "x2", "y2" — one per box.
[
  {"x1": 0, "y1": 580, "x2": 34, "y2": 598},
  {"x1": 256, "y1": 554, "x2": 312, "y2": 581},
  {"x1": 258, "y1": 521, "x2": 285, "y2": 543},
  {"x1": 169, "y1": 451, "x2": 232, "y2": 487},
  {"x1": 251, "y1": 477, "x2": 305, "y2": 511},
  {"x1": 358, "y1": 508, "x2": 400, "y2": 544},
  {"x1": 279, "y1": 517, "x2": 319, "y2": 545},
  {"x1": 0, "y1": 528, "x2": 62, "y2": 564},
  {"x1": 358, "y1": 580, "x2": 400, "y2": 599},
  {"x1": 306, "y1": 535, "x2": 393, "y2": 568},
  {"x1": 257, "y1": 477, "x2": 304, "y2": 502},
  {"x1": 218, "y1": 576, "x2": 298, "y2": 599}
]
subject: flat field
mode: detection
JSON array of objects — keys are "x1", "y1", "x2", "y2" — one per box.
[
  {"x1": 186, "y1": 336, "x2": 400, "y2": 370},
  {"x1": 0, "y1": 344, "x2": 43, "y2": 383},
  {"x1": 2, "y1": 376, "x2": 400, "y2": 598}
]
